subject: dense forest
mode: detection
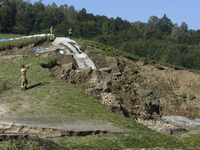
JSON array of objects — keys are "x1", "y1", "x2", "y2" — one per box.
[{"x1": 1, "y1": 0, "x2": 200, "y2": 70}]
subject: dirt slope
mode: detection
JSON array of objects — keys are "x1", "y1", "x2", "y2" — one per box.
[
  {"x1": 70, "y1": 43, "x2": 200, "y2": 120},
  {"x1": 84, "y1": 51, "x2": 200, "y2": 119}
]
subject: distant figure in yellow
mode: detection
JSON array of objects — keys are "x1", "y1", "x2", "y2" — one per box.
[
  {"x1": 50, "y1": 26, "x2": 53, "y2": 34},
  {"x1": 21, "y1": 63, "x2": 31, "y2": 91},
  {"x1": 69, "y1": 28, "x2": 72, "y2": 39}
]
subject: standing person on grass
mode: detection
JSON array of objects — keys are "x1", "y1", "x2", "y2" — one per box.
[
  {"x1": 50, "y1": 26, "x2": 53, "y2": 34},
  {"x1": 69, "y1": 28, "x2": 72, "y2": 39},
  {"x1": 21, "y1": 63, "x2": 31, "y2": 91}
]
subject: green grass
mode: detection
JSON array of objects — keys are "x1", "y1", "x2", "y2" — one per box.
[
  {"x1": 0, "y1": 56, "x2": 123, "y2": 120},
  {"x1": 0, "y1": 33, "x2": 25, "y2": 39},
  {"x1": 179, "y1": 97, "x2": 186, "y2": 105},
  {"x1": 182, "y1": 134, "x2": 200, "y2": 148},
  {"x1": 132, "y1": 77, "x2": 140, "y2": 85},
  {"x1": 0, "y1": 34, "x2": 47, "y2": 49},
  {"x1": 189, "y1": 94, "x2": 196, "y2": 100},
  {"x1": 131, "y1": 68, "x2": 139, "y2": 73},
  {"x1": 0, "y1": 138, "x2": 43, "y2": 149},
  {"x1": 156, "y1": 65, "x2": 165, "y2": 70},
  {"x1": 181, "y1": 92, "x2": 187, "y2": 98},
  {"x1": 55, "y1": 132, "x2": 185, "y2": 149}
]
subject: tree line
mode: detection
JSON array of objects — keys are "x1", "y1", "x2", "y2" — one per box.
[{"x1": 1, "y1": 0, "x2": 200, "y2": 70}]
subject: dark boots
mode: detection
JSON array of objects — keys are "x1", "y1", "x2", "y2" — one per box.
[{"x1": 21, "y1": 86, "x2": 27, "y2": 91}]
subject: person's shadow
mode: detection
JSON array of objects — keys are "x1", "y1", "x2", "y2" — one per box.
[{"x1": 26, "y1": 82, "x2": 49, "y2": 90}]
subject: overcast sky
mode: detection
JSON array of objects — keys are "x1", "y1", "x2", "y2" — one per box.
[{"x1": 31, "y1": 0, "x2": 200, "y2": 30}]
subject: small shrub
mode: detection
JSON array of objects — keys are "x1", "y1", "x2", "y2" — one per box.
[
  {"x1": 102, "y1": 46, "x2": 106, "y2": 50},
  {"x1": 181, "y1": 92, "x2": 187, "y2": 98},
  {"x1": 106, "y1": 47, "x2": 114, "y2": 51},
  {"x1": 189, "y1": 94, "x2": 196, "y2": 100},
  {"x1": 104, "y1": 51, "x2": 114, "y2": 57},
  {"x1": 179, "y1": 97, "x2": 186, "y2": 104},
  {"x1": 156, "y1": 65, "x2": 164, "y2": 70},
  {"x1": 132, "y1": 77, "x2": 140, "y2": 85},
  {"x1": 131, "y1": 68, "x2": 138, "y2": 73},
  {"x1": 174, "y1": 66, "x2": 185, "y2": 70},
  {"x1": 139, "y1": 57, "x2": 148, "y2": 61},
  {"x1": 150, "y1": 60, "x2": 159, "y2": 64},
  {"x1": 0, "y1": 82, "x2": 7, "y2": 91}
]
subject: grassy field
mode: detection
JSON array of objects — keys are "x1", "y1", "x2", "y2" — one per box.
[
  {"x1": 0, "y1": 36, "x2": 200, "y2": 149},
  {"x1": 0, "y1": 33, "x2": 47, "y2": 50},
  {"x1": 0, "y1": 33, "x2": 26, "y2": 39}
]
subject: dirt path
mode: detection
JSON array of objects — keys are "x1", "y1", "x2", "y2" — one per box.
[{"x1": 0, "y1": 116, "x2": 126, "y2": 138}]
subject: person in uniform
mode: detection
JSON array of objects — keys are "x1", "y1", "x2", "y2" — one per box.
[
  {"x1": 50, "y1": 26, "x2": 53, "y2": 34},
  {"x1": 69, "y1": 28, "x2": 72, "y2": 39},
  {"x1": 21, "y1": 63, "x2": 31, "y2": 91}
]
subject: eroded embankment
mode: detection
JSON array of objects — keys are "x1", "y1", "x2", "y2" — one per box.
[
  {"x1": 49, "y1": 41, "x2": 200, "y2": 134},
  {"x1": 51, "y1": 49, "x2": 200, "y2": 120},
  {"x1": 84, "y1": 50, "x2": 200, "y2": 119}
]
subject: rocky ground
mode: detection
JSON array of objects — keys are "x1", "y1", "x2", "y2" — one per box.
[{"x1": 1, "y1": 37, "x2": 200, "y2": 136}]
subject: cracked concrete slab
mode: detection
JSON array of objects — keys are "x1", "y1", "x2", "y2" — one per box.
[{"x1": 0, "y1": 119, "x2": 126, "y2": 138}]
